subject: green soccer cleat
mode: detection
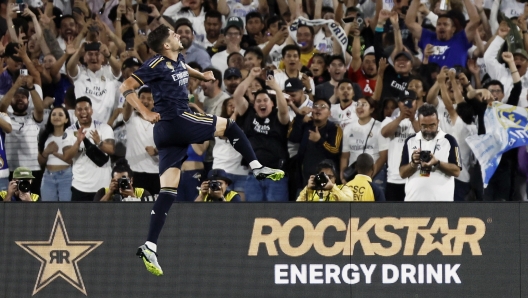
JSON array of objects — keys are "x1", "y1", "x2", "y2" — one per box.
[
  {"x1": 136, "y1": 244, "x2": 163, "y2": 276},
  {"x1": 253, "y1": 167, "x2": 285, "y2": 181}
]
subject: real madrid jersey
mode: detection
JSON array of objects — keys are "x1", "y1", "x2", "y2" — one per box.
[{"x1": 131, "y1": 54, "x2": 190, "y2": 120}]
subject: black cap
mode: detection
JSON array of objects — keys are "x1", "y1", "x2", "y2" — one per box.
[
  {"x1": 394, "y1": 51, "x2": 413, "y2": 61},
  {"x1": 84, "y1": 42, "x2": 101, "y2": 52},
  {"x1": 284, "y1": 78, "x2": 304, "y2": 92},
  {"x1": 225, "y1": 16, "x2": 244, "y2": 33},
  {"x1": 1, "y1": 43, "x2": 22, "y2": 62},
  {"x1": 224, "y1": 67, "x2": 242, "y2": 79},
  {"x1": 121, "y1": 57, "x2": 142, "y2": 70},
  {"x1": 207, "y1": 169, "x2": 232, "y2": 185},
  {"x1": 399, "y1": 89, "x2": 417, "y2": 107}
]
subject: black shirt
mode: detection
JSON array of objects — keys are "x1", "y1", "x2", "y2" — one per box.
[{"x1": 380, "y1": 65, "x2": 410, "y2": 100}]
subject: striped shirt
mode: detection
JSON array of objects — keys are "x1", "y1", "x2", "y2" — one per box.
[{"x1": 6, "y1": 113, "x2": 41, "y2": 171}]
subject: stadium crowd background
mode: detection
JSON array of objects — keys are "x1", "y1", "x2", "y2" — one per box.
[{"x1": 0, "y1": 0, "x2": 526, "y2": 202}]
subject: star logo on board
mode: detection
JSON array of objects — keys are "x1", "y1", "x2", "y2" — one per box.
[{"x1": 15, "y1": 210, "x2": 103, "y2": 296}]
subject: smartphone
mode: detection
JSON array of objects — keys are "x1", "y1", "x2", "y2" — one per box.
[
  {"x1": 266, "y1": 69, "x2": 274, "y2": 79},
  {"x1": 125, "y1": 39, "x2": 134, "y2": 51},
  {"x1": 138, "y1": 29, "x2": 146, "y2": 36},
  {"x1": 16, "y1": 0, "x2": 24, "y2": 14},
  {"x1": 20, "y1": 69, "x2": 28, "y2": 76},
  {"x1": 342, "y1": 16, "x2": 355, "y2": 23},
  {"x1": 138, "y1": 3, "x2": 152, "y2": 13}
]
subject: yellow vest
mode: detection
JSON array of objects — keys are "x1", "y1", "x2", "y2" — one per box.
[
  {"x1": 0, "y1": 191, "x2": 39, "y2": 201},
  {"x1": 204, "y1": 190, "x2": 238, "y2": 202},
  {"x1": 104, "y1": 187, "x2": 145, "y2": 199},
  {"x1": 345, "y1": 175, "x2": 375, "y2": 202}
]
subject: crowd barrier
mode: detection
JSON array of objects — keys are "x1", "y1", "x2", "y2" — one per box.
[{"x1": 1, "y1": 202, "x2": 527, "y2": 297}]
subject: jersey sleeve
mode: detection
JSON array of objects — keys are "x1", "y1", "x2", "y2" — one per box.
[
  {"x1": 445, "y1": 134, "x2": 462, "y2": 169},
  {"x1": 100, "y1": 124, "x2": 115, "y2": 141},
  {"x1": 375, "y1": 123, "x2": 390, "y2": 151},
  {"x1": 400, "y1": 135, "x2": 414, "y2": 167},
  {"x1": 342, "y1": 126, "x2": 351, "y2": 153},
  {"x1": 130, "y1": 56, "x2": 165, "y2": 86}
]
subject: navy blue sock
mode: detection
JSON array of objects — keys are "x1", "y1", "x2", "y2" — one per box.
[
  {"x1": 146, "y1": 187, "x2": 178, "y2": 244},
  {"x1": 224, "y1": 119, "x2": 258, "y2": 164}
]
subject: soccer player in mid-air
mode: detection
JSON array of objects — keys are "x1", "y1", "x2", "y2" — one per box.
[{"x1": 119, "y1": 24, "x2": 284, "y2": 276}]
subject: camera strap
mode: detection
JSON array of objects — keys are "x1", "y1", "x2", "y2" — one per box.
[{"x1": 362, "y1": 121, "x2": 376, "y2": 153}]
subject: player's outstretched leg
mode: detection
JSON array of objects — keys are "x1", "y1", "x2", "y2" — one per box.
[
  {"x1": 221, "y1": 118, "x2": 284, "y2": 181},
  {"x1": 136, "y1": 168, "x2": 180, "y2": 276}
]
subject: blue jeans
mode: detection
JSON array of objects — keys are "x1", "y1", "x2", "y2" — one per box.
[
  {"x1": 40, "y1": 168, "x2": 72, "y2": 201},
  {"x1": 373, "y1": 165, "x2": 387, "y2": 192},
  {"x1": 224, "y1": 173, "x2": 247, "y2": 193},
  {"x1": 245, "y1": 175, "x2": 289, "y2": 202},
  {"x1": 0, "y1": 177, "x2": 9, "y2": 191}
]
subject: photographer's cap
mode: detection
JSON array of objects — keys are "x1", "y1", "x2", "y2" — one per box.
[
  {"x1": 207, "y1": 169, "x2": 232, "y2": 185},
  {"x1": 13, "y1": 167, "x2": 35, "y2": 179}
]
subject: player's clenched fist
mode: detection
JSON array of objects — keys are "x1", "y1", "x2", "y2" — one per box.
[
  {"x1": 142, "y1": 110, "x2": 161, "y2": 123},
  {"x1": 203, "y1": 71, "x2": 215, "y2": 81}
]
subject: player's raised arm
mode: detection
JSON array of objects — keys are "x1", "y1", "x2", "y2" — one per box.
[
  {"x1": 120, "y1": 78, "x2": 160, "y2": 123},
  {"x1": 186, "y1": 64, "x2": 215, "y2": 81}
]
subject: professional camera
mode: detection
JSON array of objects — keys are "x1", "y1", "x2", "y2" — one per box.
[
  {"x1": 313, "y1": 172, "x2": 329, "y2": 190},
  {"x1": 17, "y1": 180, "x2": 31, "y2": 193},
  {"x1": 118, "y1": 176, "x2": 131, "y2": 190},
  {"x1": 209, "y1": 180, "x2": 222, "y2": 192},
  {"x1": 420, "y1": 150, "x2": 432, "y2": 163}
]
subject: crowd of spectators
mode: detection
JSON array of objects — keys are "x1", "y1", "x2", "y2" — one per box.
[{"x1": 0, "y1": 0, "x2": 526, "y2": 202}]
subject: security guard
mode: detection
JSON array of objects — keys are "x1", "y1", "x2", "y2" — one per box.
[
  {"x1": 345, "y1": 153, "x2": 386, "y2": 201},
  {"x1": 195, "y1": 169, "x2": 241, "y2": 202}
]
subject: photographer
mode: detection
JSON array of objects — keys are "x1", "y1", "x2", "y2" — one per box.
[
  {"x1": 94, "y1": 159, "x2": 154, "y2": 202},
  {"x1": 297, "y1": 160, "x2": 352, "y2": 202},
  {"x1": 195, "y1": 169, "x2": 241, "y2": 202},
  {"x1": 0, "y1": 167, "x2": 40, "y2": 202},
  {"x1": 399, "y1": 104, "x2": 461, "y2": 201}
]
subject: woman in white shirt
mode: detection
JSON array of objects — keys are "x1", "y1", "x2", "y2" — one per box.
[
  {"x1": 340, "y1": 97, "x2": 389, "y2": 189},
  {"x1": 38, "y1": 106, "x2": 74, "y2": 201}
]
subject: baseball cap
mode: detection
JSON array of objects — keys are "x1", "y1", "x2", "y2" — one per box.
[
  {"x1": 207, "y1": 169, "x2": 232, "y2": 185},
  {"x1": 1, "y1": 43, "x2": 23, "y2": 62},
  {"x1": 121, "y1": 57, "x2": 142, "y2": 71},
  {"x1": 13, "y1": 167, "x2": 35, "y2": 179},
  {"x1": 394, "y1": 51, "x2": 413, "y2": 61},
  {"x1": 225, "y1": 16, "x2": 244, "y2": 33},
  {"x1": 224, "y1": 67, "x2": 242, "y2": 80},
  {"x1": 399, "y1": 89, "x2": 417, "y2": 107},
  {"x1": 284, "y1": 78, "x2": 304, "y2": 92},
  {"x1": 513, "y1": 48, "x2": 528, "y2": 60}
]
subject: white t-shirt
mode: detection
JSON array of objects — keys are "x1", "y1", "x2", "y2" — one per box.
[
  {"x1": 164, "y1": 2, "x2": 207, "y2": 44},
  {"x1": 435, "y1": 98, "x2": 456, "y2": 135},
  {"x1": 211, "y1": 49, "x2": 245, "y2": 76},
  {"x1": 342, "y1": 118, "x2": 389, "y2": 165},
  {"x1": 288, "y1": 98, "x2": 313, "y2": 157},
  {"x1": 227, "y1": 0, "x2": 259, "y2": 28},
  {"x1": 273, "y1": 71, "x2": 315, "y2": 95},
  {"x1": 65, "y1": 120, "x2": 114, "y2": 192},
  {"x1": 70, "y1": 65, "x2": 121, "y2": 124},
  {"x1": 212, "y1": 136, "x2": 249, "y2": 176},
  {"x1": 0, "y1": 113, "x2": 11, "y2": 178},
  {"x1": 125, "y1": 112, "x2": 158, "y2": 174},
  {"x1": 402, "y1": 130, "x2": 461, "y2": 202},
  {"x1": 450, "y1": 118, "x2": 477, "y2": 183},
  {"x1": 6, "y1": 113, "x2": 41, "y2": 171},
  {"x1": 330, "y1": 102, "x2": 358, "y2": 130},
  {"x1": 381, "y1": 116, "x2": 417, "y2": 184},
  {"x1": 44, "y1": 134, "x2": 75, "y2": 166}
]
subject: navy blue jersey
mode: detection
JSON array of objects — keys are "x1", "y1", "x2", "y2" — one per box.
[{"x1": 130, "y1": 53, "x2": 190, "y2": 119}]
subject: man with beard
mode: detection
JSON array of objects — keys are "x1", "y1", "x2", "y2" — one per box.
[
  {"x1": 199, "y1": 10, "x2": 222, "y2": 50},
  {"x1": 201, "y1": 68, "x2": 230, "y2": 116},
  {"x1": 175, "y1": 18, "x2": 211, "y2": 70},
  {"x1": 284, "y1": 78, "x2": 312, "y2": 157},
  {"x1": 66, "y1": 41, "x2": 121, "y2": 124},
  {"x1": 329, "y1": 79, "x2": 360, "y2": 130},
  {"x1": 348, "y1": 24, "x2": 377, "y2": 97},
  {"x1": 405, "y1": 0, "x2": 480, "y2": 68},
  {"x1": 224, "y1": 68, "x2": 242, "y2": 95},
  {"x1": 316, "y1": 55, "x2": 363, "y2": 102},
  {"x1": 289, "y1": 97, "x2": 342, "y2": 187},
  {"x1": 399, "y1": 104, "x2": 461, "y2": 201},
  {"x1": 0, "y1": 72, "x2": 43, "y2": 195},
  {"x1": 55, "y1": 15, "x2": 78, "y2": 52}
]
